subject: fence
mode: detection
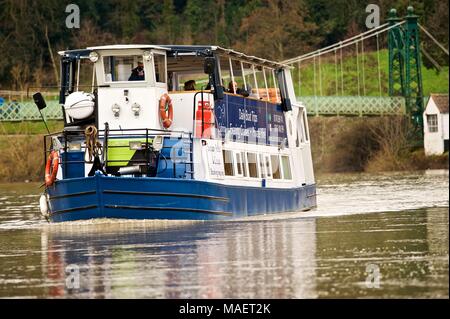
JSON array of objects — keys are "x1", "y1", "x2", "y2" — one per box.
[
  {"x1": 298, "y1": 96, "x2": 406, "y2": 116},
  {"x1": 0, "y1": 92, "x2": 63, "y2": 121}
]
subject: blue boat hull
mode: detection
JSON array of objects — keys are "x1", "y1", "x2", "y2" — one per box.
[{"x1": 46, "y1": 175, "x2": 317, "y2": 222}]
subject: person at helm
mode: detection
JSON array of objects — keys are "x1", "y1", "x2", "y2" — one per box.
[{"x1": 129, "y1": 61, "x2": 145, "y2": 81}]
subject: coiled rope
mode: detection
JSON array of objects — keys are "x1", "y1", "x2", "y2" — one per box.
[{"x1": 84, "y1": 125, "x2": 102, "y2": 162}]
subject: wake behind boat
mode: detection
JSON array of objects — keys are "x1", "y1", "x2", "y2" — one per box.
[{"x1": 37, "y1": 45, "x2": 316, "y2": 222}]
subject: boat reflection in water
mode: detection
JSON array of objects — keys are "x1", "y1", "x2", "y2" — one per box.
[{"x1": 40, "y1": 217, "x2": 318, "y2": 299}]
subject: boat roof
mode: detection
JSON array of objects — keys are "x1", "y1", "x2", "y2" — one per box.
[{"x1": 58, "y1": 44, "x2": 289, "y2": 69}]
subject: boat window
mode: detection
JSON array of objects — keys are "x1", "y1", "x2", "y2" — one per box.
[
  {"x1": 234, "y1": 151, "x2": 244, "y2": 177},
  {"x1": 103, "y1": 55, "x2": 145, "y2": 82},
  {"x1": 241, "y1": 152, "x2": 249, "y2": 177},
  {"x1": 271, "y1": 155, "x2": 281, "y2": 179},
  {"x1": 302, "y1": 109, "x2": 310, "y2": 142},
  {"x1": 228, "y1": 59, "x2": 246, "y2": 95},
  {"x1": 254, "y1": 65, "x2": 268, "y2": 101},
  {"x1": 154, "y1": 53, "x2": 166, "y2": 83},
  {"x1": 219, "y1": 56, "x2": 232, "y2": 88},
  {"x1": 258, "y1": 154, "x2": 266, "y2": 178},
  {"x1": 176, "y1": 73, "x2": 209, "y2": 91},
  {"x1": 223, "y1": 150, "x2": 234, "y2": 176},
  {"x1": 281, "y1": 156, "x2": 292, "y2": 180},
  {"x1": 242, "y1": 62, "x2": 258, "y2": 98},
  {"x1": 267, "y1": 68, "x2": 281, "y2": 104},
  {"x1": 74, "y1": 58, "x2": 96, "y2": 93},
  {"x1": 247, "y1": 152, "x2": 258, "y2": 178},
  {"x1": 264, "y1": 154, "x2": 272, "y2": 179}
]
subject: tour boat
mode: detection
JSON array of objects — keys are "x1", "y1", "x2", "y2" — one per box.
[{"x1": 36, "y1": 45, "x2": 316, "y2": 222}]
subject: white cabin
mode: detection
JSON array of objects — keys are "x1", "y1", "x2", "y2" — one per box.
[{"x1": 423, "y1": 94, "x2": 449, "y2": 156}]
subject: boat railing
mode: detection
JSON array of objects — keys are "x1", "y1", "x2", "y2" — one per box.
[{"x1": 43, "y1": 127, "x2": 194, "y2": 179}]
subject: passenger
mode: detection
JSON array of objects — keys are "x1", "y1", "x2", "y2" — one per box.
[
  {"x1": 128, "y1": 61, "x2": 145, "y2": 81},
  {"x1": 228, "y1": 81, "x2": 249, "y2": 97},
  {"x1": 184, "y1": 80, "x2": 196, "y2": 91}
]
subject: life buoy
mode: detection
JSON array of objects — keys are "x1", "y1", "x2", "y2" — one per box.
[
  {"x1": 45, "y1": 151, "x2": 59, "y2": 187},
  {"x1": 159, "y1": 93, "x2": 173, "y2": 129}
]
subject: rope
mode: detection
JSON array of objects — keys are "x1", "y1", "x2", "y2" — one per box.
[
  {"x1": 85, "y1": 125, "x2": 102, "y2": 162},
  {"x1": 356, "y1": 42, "x2": 361, "y2": 96},
  {"x1": 318, "y1": 52, "x2": 323, "y2": 96},
  {"x1": 334, "y1": 48, "x2": 338, "y2": 95},
  {"x1": 376, "y1": 34, "x2": 382, "y2": 96},
  {"x1": 361, "y1": 36, "x2": 366, "y2": 96},
  {"x1": 418, "y1": 24, "x2": 449, "y2": 55},
  {"x1": 313, "y1": 56, "x2": 317, "y2": 97},
  {"x1": 340, "y1": 43, "x2": 344, "y2": 96}
]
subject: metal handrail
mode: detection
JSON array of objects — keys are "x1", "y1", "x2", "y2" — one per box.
[{"x1": 44, "y1": 127, "x2": 194, "y2": 179}]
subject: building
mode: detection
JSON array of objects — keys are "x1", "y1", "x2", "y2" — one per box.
[{"x1": 423, "y1": 94, "x2": 449, "y2": 155}]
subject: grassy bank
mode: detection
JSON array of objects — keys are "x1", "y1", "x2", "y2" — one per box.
[
  {"x1": 0, "y1": 117, "x2": 448, "y2": 183},
  {"x1": 309, "y1": 116, "x2": 449, "y2": 173}
]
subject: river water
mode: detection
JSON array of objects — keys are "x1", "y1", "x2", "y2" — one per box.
[{"x1": 0, "y1": 171, "x2": 448, "y2": 299}]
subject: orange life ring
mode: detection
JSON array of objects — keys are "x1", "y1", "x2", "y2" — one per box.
[
  {"x1": 159, "y1": 93, "x2": 173, "y2": 129},
  {"x1": 45, "y1": 151, "x2": 59, "y2": 187}
]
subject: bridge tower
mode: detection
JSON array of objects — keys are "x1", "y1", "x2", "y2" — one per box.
[{"x1": 388, "y1": 6, "x2": 424, "y2": 135}]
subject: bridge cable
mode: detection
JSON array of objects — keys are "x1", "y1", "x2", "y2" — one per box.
[
  {"x1": 376, "y1": 33, "x2": 382, "y2": 97},
  {"x1": 361, "y1": 36, "x2": 366, "y2": 96},
  {"x1": 418, "y1": 24, "x2": 449, "y2": 55},
  {"x1": 356, "y1": 42, "x2": 361, "y2": 96},
  {"x1": 340, "y1": 42, "x2": 344, "y2": 95},
  {"x1": 318, "y1": 51, "x2": 323, "y2": 96},
  {"x1": 283, "y1": 22, "x2": 390, "y2": 64},
  {"x1": 313, "y1": 56, "x2": 317, "y2": 97},
  {"x1": 334, "y1": 48, "x2": 339, "y2": 95},
  {"x1": 283, "y1": 21, "x2": 405, "y2": 65}
]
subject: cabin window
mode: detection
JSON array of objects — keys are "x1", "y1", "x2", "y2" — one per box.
[
  {"x1": 254, "y1": 66, "x2": 268, "y2": 101},
  {"x1": 271, "y1": 155, "x2": 282, "y2": 179},
  {"x1": 241, "y1": 152, "x2": 249, "y2": 177},
  {"x1": 229, "y1": 59, "x2": 246, "y2": 95},
  {"x1": 258, "y1": 153, "x2": 266, "y2": 178},
  {"x1": 223, "y1": 150, "x2": 234, "y2": 176},
  {"x1": 247, "y1": 152, "x2": 258, "y2": 178},
  {"x1": 234, "y1": 151, "x2": 244, "y2": 177},
  {"x1": 103, "y1": 55, "x2": 145, "y2": 82},
  {"x1": 267, "y1": 68, "x2": 281, "y2": 104},
  {"x1": 281, "y1": 156, "x2": 292, "y2": 180},
  {"x1": 74, "y1": 58, "x2": 96, "y2": 92},
  {"x1": 264, "y1": 154, "x2": 272, "y2": 179},
  {"x1": 175, "y1": 73, "x2": 209, "y2": 91},
  {"x1": 302, "y1": 110, "x2": 310, "y2": 141},
  {"x1": 154, "y1": 53, "x2": 166, "y2": 83},
  {"x1": 219, "y1": 56, "x2": 232, "y2": 88},
  {"x1": 242, "y1": 62, "x2": 258, "y2": 98},
  {"x1": 297, "y1": 109, "x2": 305, "y2": 146},
  {"x1": 427, "y1": 114, "x2": 438, "y2": 133}
]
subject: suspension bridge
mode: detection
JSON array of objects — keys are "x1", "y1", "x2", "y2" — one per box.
[{"x1": 283, "y1": 6, "x2": 449, "y2": 128}]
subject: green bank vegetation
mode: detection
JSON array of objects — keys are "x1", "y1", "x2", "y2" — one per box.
[{"x1": 309, "y1": 116, "x2": 448, "y2": 173}]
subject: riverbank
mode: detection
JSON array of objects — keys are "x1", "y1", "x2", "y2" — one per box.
[
  {"x1": 0, "y1": 117, "x2": 448, "y2": 182},
  {"x1": 309, "y1": 116, "x2": 449, "y2": 173}
]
